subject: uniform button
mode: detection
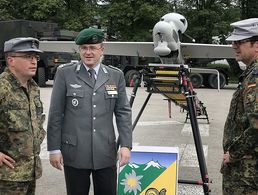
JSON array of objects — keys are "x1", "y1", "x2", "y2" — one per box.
[
  {"x1": 73, "y1": 93, "x2": 76, "y2": 96},
  {"x1": 65, "y1": 140, "x2": 69, "y2": 144},
  {"x1": 93, "y1": 105, "x2": 96, "y2": 108},
  {"x1": 93, "y1": 117, "x2": 96, "y2": 120},
  {"x1": 112, "y1": 95, "x2": 114, "y2": 97},
  {"x1": 93, "y1": 92, "x2": 96, "y2": 96},
  {"x1": 93, "y1": 129, "x2": 96, "y2": 132}
]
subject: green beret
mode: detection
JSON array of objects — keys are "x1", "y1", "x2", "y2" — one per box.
[{"x1": 75, "y1": 28, "x2": 104, "y2": 45}]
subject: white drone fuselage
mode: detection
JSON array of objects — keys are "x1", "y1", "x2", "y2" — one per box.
[{"x1": 153, "y1": 13, "x2": 188, "y2": 64}]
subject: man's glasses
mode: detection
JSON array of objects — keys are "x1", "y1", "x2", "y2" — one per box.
[
  {"x1": 232, "y1": 39, "x2": 252, "y2": 46},
  {"x1": 10, "y1": 54, "x2": 40, "y2": 61},
  {"x1": 79, "y1": 46, "x2": 103, "y2": 53}
]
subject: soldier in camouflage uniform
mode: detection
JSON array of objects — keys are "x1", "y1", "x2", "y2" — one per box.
[
  {"x1": 221, "y1": 19, "x2": 258, "y2": 194},
  {"x1": 0, "y1": 37, "x2": 46, "y2": 195}
]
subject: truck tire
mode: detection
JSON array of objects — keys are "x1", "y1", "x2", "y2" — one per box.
[
  {"x1": 208, "y1": 73, "x2": 226, "y2": 89},
  {"x1": 189, "y1": 73, "x2": 203, "y2": 88},
  {"x1": 125, "y1": 69, "x2": 140, "y2": 87},
  {"x1": 37, "y1": 67, "x2": 46, "y2": 87}
]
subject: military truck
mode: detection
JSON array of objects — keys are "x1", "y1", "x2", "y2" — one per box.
[
  {"x1": 103, "y1": 55, "x2": 230, "y2": 88},
  {"x1": 103, "y1": 55, "x2": 155, "y2": 86},
  {"x1": 0, "y1": 20, "x2": 78, "y2": 86}
]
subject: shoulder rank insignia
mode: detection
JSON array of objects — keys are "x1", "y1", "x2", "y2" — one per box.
[
  {"x1": 108, "y1": 65, "x2": 123, "y2": 72},
  {"x1": 102, "y1": 67, "x2": 108, "y2": 74},
  {"x1": 58, "y1": 62, "x2": 75, "y2": 69}
]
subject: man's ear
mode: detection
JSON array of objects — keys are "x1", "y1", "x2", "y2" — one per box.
[
  {"x1": 255, "y1": 42, "x2": 258, "y2": 52},
  {"x1": 6, "y1": 56, "x2": 14, "y2": 67}
]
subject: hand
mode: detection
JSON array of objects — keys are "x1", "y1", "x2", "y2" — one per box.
[
  {"x1": 118, "y1": 147, "x2": 131, "y2": 167},
  {"x1": 49, "y1": 153, "x2": 64, "y2": 170},
  {"x1": 223, "y1": 151, "x2": 230, "y2": 165},
  {"x1": 0, "y1": 152, "x2": 15, "y2": 169}
]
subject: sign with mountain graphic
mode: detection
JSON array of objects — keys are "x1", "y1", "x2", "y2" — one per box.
[{"x1": 118, "y1": 146, "x2": 178, "y2": 195}]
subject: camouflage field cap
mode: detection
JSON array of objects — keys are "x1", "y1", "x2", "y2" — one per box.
[
  {"x1": 75, "y1": 28, "x2": 104, "y2": 45},
  {"x1": 226, "y1": 18, "x2": 258, "y2": 41},
  {"x1": 4, "y1": 37, "x2": 43, "y2": 53}
]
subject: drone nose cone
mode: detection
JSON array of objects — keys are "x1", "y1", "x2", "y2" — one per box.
[{"x1": 154, "y1": 42, "x2": 171, "y2": 56}]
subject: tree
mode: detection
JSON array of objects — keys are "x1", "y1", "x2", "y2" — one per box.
[
  {"x1": 98, "y1": 0, "x2": 173, "y2": 41},
  {"x1": 0, "y1": 0, "x2": 99, "y2": 31},
  {"x1": 240, "y1": 0, "x2": 258, "y2": 18},
  {"x1": 0, "y1": 0, "x2": 64, "y2": 21},
  {"x1": 176, "y1": 0, "x2": 240, "y2": 43}
]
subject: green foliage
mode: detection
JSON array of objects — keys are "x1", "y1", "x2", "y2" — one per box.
[
  {"x1": 0, "y1": 0, "x2": 16, "y2": 20},
  {"x1": 99, "y1": 0, "x2": 173, "y2": 41},
  {"x1": 0, "y1": 0, "x2": 253, "y2": 43},
  {"x1": 0, "y1": 0, "x2": 99, "y2": 31},
  {"x1": 241, "y1": 0, "x2": 258, "y2": 18},
  {"x1": 0, "y1": 0, "x2": 64, "y2": 21},
  {"x1": 207, "y1": 63, "x2": 230, "y2": 70},
  {"x1": 178, "y1": 0, "x2": 241, "y2": 43}
]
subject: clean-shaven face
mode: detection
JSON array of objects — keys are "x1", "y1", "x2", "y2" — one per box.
[{"x1": 79, "y1": 43, "x2": 104, "y2": 68}]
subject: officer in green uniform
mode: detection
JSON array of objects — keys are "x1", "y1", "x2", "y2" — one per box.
[
  {"x1": 47, "y1": 28, "x2": 132, "y2": 195},
  {"x1": 221, "y1": 19, "x2": 258, "y2": 195},
  {"x1": 0, "y1": 37, "x2": 46, "y2": 194}
]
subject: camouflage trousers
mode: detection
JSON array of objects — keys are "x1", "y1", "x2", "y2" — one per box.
[
  {"x1": 222, "y1": 174, "x2": 258, "y2": 195},
  {"x1": 0, "y1": 179, "x2": 36, "y2": 195}
]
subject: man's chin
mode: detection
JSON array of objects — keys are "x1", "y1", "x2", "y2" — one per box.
[
  {"x1": 29, "y1": 72, "x2": 37, "y2": 78},
  {"x1": 235, "y1": 56, "x2": 241, "y2": 61}
]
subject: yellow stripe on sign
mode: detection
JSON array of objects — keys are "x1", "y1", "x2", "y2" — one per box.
[{"x1": 140, "y1": 162, "x2": 177, "y2": 195}]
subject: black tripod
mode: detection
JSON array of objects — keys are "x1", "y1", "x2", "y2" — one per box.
[
  {"x1": 122, "y1": 65, "x2": 211, "y2": 194},
  {"x1": 179, "y1": 65, "x2": 210, "y2": 194}
]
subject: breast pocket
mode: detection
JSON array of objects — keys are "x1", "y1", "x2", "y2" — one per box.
[
  {"x1": 7, "y1": 109, "x2": 30, "y2": 132},
  {"x1": 105, "y1": 92, "x2": 118, "y2": 112},
  {"x1": 66, "y1": 89, "x2": 84, "y2": 110}
]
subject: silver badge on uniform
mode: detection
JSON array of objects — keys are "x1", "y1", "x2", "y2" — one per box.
[{"x1": 72, "y1": 98, "x2": 79, "y2": 107}]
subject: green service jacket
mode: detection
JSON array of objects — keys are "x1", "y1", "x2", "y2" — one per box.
[
  {"x1": 47, "y1": 62, "x2": 132, "y2": 170},
  {"x1": 0, "y1": 68, "x2": 46, "y2": 181}
]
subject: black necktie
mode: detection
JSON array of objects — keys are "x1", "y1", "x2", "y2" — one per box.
[{"x1": 88, "y1": 69, "x2": 96, "y2": 85}]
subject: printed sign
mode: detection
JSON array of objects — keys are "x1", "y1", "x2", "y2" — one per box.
[{"x1": 118, "y1": 146, "x2": 179, "y2": 195}]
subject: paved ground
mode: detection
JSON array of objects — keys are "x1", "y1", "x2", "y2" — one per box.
[{"x1": 36, "y1": 82, "x2": 237, "y2": 195}]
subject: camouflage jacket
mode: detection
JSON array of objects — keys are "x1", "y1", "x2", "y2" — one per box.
[
  {"x1": 222, "y1": 59, "x2": 258, "y2": 181},
  {"x1": 0, "y1": 68, "x2": 46, "y2": 181}
]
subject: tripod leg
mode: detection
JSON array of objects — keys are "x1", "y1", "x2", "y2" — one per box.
[
  {"x1": 129, "y1": 75, "x2": 141, "y2": 107},
  {"x1": 180, "y1": 65, "x2": 210, "y2": 194},
  {"x1": 185, "y1": 92, "x2": 210, "y2": 194},
  {"x1": 132, "y1": 93, "x2": 152, "y2": 131}
]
